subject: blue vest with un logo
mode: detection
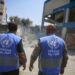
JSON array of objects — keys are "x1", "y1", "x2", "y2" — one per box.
[
  {"x1": 39, "y1": 34, "x2": 65, "y2": 75},
  {"x1": 0, "y1": 32, "x2": 22, "y2": 72}
]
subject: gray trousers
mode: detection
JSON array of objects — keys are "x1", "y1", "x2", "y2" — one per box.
[{"x1": 38, "y1": 71, "x2": 59, "y2": 75}]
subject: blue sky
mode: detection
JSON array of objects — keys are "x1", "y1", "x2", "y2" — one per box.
[{"x1": 5, "y1": 0, "x2": 45, "y2": 25}]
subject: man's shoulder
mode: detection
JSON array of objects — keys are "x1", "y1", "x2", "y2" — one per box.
[
  {"x1": 11, "y1": 34, "x2": 22, "y2": 44},
  {"x1": 0, "y1": 33, "x2": 7, "y2": 37},
  {"x1": 40, "y1": 35, "x2": 48, "y2": 39},
  {"x1": 14, "y1": 34, "x2": 21, "y2": 40},
  {"x1": 7, "y1": 33, "x2": 22, "y2": 40},
  {"x1": 55, "y1": 35, "x2": 65, "y2": 43}
]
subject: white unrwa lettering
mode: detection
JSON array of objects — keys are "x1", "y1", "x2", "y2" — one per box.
[
  {"x1": 48, "y1": 50, "x2": 60, "y2": 56},
  {"x1": 0, "y1": 48, "x2": 11, "y2": 54}
]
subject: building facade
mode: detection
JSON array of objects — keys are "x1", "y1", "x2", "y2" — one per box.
[
  {"x1": 42, "y1": 0, "x2": 75, "y2": 26},
  {"x1": 42, "y1": 0, "x2": 75, "y2": 50},
  {"x1": 0, "y1": 0, "x2": 6, "y2": 24}
]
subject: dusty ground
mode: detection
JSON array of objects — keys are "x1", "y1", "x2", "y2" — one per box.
[
  {"x1": 64, "y1": 51, "x2": 75, "y2": 75},
  {"x1": 19, "y1": 33, "x2": 38, "y2": 75}
]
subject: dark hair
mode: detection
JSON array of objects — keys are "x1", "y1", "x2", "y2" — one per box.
[{"x1": 8, "y1": 22, "x2": 17, "y2": 31}]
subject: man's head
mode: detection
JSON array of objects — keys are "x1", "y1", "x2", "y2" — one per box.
[
  {"x1": 8, "y1": 22, "x2": 17, "y2": 33},
  {"x1": 46, "y1": 24, "x2": 56, "y2": 35}
]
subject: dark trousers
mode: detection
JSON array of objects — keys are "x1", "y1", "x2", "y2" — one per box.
[
  {"x1": 0, "y1": 69, "x2": 19, "y2": 75},
  {"x1": 38, "y1": 71, "x2": 59, "y2": 75}
]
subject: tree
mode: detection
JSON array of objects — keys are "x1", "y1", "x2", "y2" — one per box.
[
  {"x1": 25, "y1": 18, "x2": 32, "y2": 26},
  {"x1": 21, "y1": 18, "x2": 32, "y2": 26},
  {"x1": 9, "y1": 16, "x2": 32, "y2": 26},
  {"x1": 9, "y1": 16, "x2": 21, "y2": 25},
  {"x1": 14, "y1": 16, "x2": 21, "y2": 24},
  {"x1": 9, "y1": 16, "x2": 14, "y2": 22},
  {"x1": 21, "y1": 18, "x2": 26, "y2": 26}
]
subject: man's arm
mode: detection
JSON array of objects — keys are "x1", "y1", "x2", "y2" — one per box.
[
  {"x1": 18, "y1": 52, "x2": 26, "y2": 70},
  {"x1": 17, "y1": 40, "x2": 27, "y2": 70},
  {"x1": 29, "y1": 40, "x2": 41, "y2": 71},
  {"x1": 60, "y1": 44, "x2": 68, "y2": 74}
]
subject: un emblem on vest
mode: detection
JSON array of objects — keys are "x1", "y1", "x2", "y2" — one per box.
[
  {"x1": 0, "y1": 36, "x2": 12, "y2": 48},
  {"x1": 47, "y1": 38, "x2": 59, "y2": 49}
]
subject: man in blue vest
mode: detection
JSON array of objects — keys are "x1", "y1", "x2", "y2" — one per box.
[
  {"x1": 0, "y1": 22, "x2": 27, "y2": 75},
  {"x1": 29, "y1": 24, "x2": 68, "y2": 75}
]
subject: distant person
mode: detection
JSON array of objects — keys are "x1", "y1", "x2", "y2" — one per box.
[
  {"x1": 0, "y1": 22, "x2": 27, "y2": 75},
  {"x1": 29, "y1": 24, "x2": 68, "y2": 75}
]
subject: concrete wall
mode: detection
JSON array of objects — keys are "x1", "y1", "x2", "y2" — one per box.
[
  {"x1": 44, "y1": 0, "x2": 70, "y2": 16},
  {"x1": 66, "y1": 34, "x2": 75, "y2": 50},
  {"x1": 0, "y1": 25, "x2": 7, "y2": 33},
  {"x1": 0, "y1": 0, "x2": 6, "y2": 24}
]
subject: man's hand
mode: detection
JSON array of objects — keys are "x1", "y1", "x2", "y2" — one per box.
[
  {"x1": 60, "y1": 68, "x2": 64, "y2": 74},
  {"x1": 29, "y1": 65, "x2": 33, "y2": 72},
  {"x1": 23, "y1": 64, "x2": 26, "y2": 70}
]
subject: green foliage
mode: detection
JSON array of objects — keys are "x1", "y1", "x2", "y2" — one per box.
[
  {"x1": 9, "y1": 16, "x2": 32, "y2": 26},
  {"x1": 21, "y1": 18, "x2": 32, "y2": 26},
  {"x1": 9, "y1": 16, "x2": 21, "y2": 25},
  {"x1": 9, "y1": 16, "x2": 14, "y2": 22}
]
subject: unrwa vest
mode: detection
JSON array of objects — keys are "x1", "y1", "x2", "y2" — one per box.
[
  {"x1": 0, "y1": 32, "x2": 22, "y2": 72},
  {"x1": 39, "y1": 34, "x2": 65, "y2": 75}
]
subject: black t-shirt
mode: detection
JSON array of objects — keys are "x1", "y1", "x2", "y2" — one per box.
[{"x1": 17, "y1": 40, "x2": 24, "y2": 52}]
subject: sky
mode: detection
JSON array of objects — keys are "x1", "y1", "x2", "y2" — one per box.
[{"x1": 5, "y1": 0, "x2": 46, "y2": 25}]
